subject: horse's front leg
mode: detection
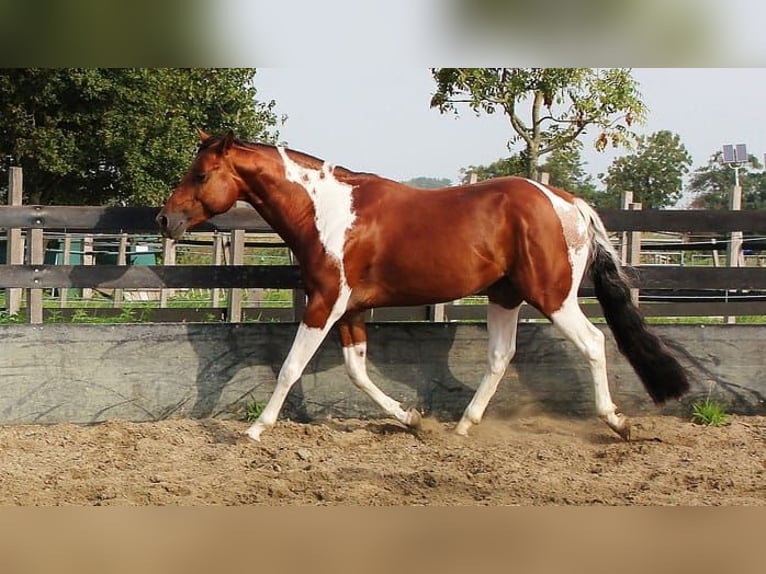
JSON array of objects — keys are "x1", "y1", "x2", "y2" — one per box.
[{"x1": 246, "y1": 294, "x2": 344, "y2": 441}]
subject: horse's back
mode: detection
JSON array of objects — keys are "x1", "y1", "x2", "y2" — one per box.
[{"x1": 342, "y1": 175, "x2": 578, "y2": 308}]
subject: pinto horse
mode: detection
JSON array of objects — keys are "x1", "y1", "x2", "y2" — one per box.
[{"x1": 157, "y1": 130, "x2": 689, "y2": 441}]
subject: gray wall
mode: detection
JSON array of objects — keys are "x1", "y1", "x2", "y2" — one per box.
[{"x1": 0, "y1": 322, "x2": 763, "y2": 425}]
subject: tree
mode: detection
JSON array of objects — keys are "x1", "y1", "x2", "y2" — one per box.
[
  {"x1": 539, "y1": 145, "x2": 599, "y2": 203},
  {"x1": 459, "y1": 145, "x2": 599, "y2": 203},
  {"x1": 0, "y1": 69, "x2": 281, "y2": 206},
  {"x1": 430, "y1": 68, "x2": 646, "y2": 181},
  {"x1": 402, "y1": 176, "x2": 452, "y2": 189},
  {"x1": 600, "y1": 130, "x2": 691, "y2": 209},
  {"x1": 688, "y1": 151, "x2": 765, "y2": 210},
  {"x1": 460, "y1": 154, "x2": 527, "y2": 183}
]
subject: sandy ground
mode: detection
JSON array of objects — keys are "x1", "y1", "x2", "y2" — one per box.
[{"x1": 0, "y1": 414, "x2": 763, "y2": 506}]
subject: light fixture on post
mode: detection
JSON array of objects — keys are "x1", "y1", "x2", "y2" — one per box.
[{"x1": 722, "y1": 143, "x2": 747, "y2": 188}]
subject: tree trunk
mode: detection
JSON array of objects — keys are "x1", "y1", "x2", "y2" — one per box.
[{"x1": 527, "y1": 145, "x2": 540, "y2": 181}]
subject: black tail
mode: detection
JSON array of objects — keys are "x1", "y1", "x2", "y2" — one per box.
[{"x1": 590, "y1": 243, "x2": 690, "y2": 404}]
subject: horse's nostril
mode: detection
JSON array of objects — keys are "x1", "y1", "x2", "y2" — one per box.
[{"x1": 157, "y1": 214, "x2": 169, "y2": 228}]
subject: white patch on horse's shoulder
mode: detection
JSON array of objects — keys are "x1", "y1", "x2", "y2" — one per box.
[{"x1": 277, "y1": 147, "x2": 356, "y2": 266}]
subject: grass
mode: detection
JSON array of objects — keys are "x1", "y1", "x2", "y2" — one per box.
[
  {"x1": 243, "y1": 398, "x2": 265, "y2": 423},
  {"x1": 691, "y1": 398, "x2": 730, "y2": 427}
]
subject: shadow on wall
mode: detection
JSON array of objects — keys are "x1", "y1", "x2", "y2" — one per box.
[
  {"x1": 179, "y1": 321, "x2": 635, "y2": 426},
  {"x1": 181, "y1": 321, "x2": 766, "y2": 426}
]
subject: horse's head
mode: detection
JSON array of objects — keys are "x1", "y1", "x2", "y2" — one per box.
[{"x1": 157, "y1": 129, "x2": 243, "y2": 240}]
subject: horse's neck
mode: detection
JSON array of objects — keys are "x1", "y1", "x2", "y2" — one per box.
[{"x1": 239, "y1": 168, "x2": 317, "y2": 260}]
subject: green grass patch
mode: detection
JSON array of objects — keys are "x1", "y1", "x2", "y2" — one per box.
[
  {"x1": 691, "y1": 398, "x2": 730, "y2": 427},
  {"x1": 243, "y1": 398, "x2": 265, "y2": 422}
]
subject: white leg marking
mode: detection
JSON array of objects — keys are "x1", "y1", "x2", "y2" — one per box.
[
  {"x1": 456, "y1": 303, "x2": 521, "y2": 436},
  {"x1": 246, "y1": 287, "x2": 351, "y2": 441},
  {"x1": 245, "y1": 322, "x2": 332, "y2": 441},
  {"x1": 550, "y1": 240, "x2": 626, "y2": 434},
  {"x1": 342, "y1": 343, "x2": 418, "y2": 427},
  {"x1": 550, "y1": 302, "x2": 617, "y2": 417}
]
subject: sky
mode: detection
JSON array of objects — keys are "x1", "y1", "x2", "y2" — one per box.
[{"x1": 253, "y1": 68, "x2": 766, "y2": 186}]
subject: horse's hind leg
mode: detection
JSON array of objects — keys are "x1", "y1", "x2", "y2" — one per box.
[
  {"x1": 338, "y1": 313, "x2": 421, "y2": 429},
  {"x1": 550, "y1": 298, "x2": 630, "y2": 440},
  {"x1": 456, "y1": 289, "x2": 522, "y2": 436}
]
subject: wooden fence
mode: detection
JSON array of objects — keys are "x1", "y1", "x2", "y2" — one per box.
[{"x1": 4, "y1": 168, "x2": 766, "y2": 323}]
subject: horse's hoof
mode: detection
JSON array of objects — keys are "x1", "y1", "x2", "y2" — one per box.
[
  {"x1": 616, "y1": 423, "x2": 631, "y2": 442},
  {"x1": 605, "y1": 414, "x2": 631, "y2": 441},
  {"x1": 406, "y1": 408, "x2": 422, "y2": 430},
  {"x1": 454, "y1": 419, "x2": 471, "y2": 436},
  {"x1": 245, "y1": 423, "x2": 266, "y2": 442}
]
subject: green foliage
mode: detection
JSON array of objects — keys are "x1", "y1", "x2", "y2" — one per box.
[
  {"x1": 687, "y1": 151, "x2": 766, "y2": 210},
  {"x1": 540, "y1": 145, "x2": 599, "y2": 201},
  {"x1": 691, "y1": 399, "x2": 729, "y2": 427},
  {"x1": 0, "y1": 69, "x2": 281, "y2": 206},
  {"x1": 600, "y1": 130, "x2": 692, "y2": 209},
  {"x1": 243, "y1": 398, "x2": 265, "y2": 422},
  {"x1": 402, "y1": 176, "x2": 452, "y2": 189},
  {"x1": 431, "y1": 68, "x2": 646, "y2": 180},
  {"x1": 461, "y1": 154, "x2": 527, "y2": 183},
  {"x1": 461, "y1": 145, "x2": 599, "y2": 202}
]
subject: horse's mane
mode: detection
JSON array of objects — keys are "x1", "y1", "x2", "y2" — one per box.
[{"x1": 200, "y1": 135, "x2": 379, "y2": 179}]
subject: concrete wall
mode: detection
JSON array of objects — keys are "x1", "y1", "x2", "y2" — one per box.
[{"x1": 0, "y1": 322, "x2": 763, "y2": 425}]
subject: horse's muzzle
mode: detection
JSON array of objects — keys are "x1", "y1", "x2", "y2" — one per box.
[{"x1": 156, "y1": 210, "x2": 187, "y2": 240}]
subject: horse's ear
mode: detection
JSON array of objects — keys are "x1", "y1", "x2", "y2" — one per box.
[
  {"x1": 196, "y1": 128, "x2": 211, "y2": 142},
  {"x1": 219, "y1": 130, "x2": 235, "y2": 155}
]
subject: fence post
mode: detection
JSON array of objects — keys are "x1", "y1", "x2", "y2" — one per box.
[
  {"x1": 5, "y1": 167, "x2": 24, "y2": 316},
  {"x1": 726, "y1": 180, "x2": 744, "y2": 324},
  {"x1": 620, "y1": 191, "x2": 641, "y2": 306},
  {"x1": 226, "y1": 229, "x2": 245, "y2": 322},
  {"x1": 627, "y1": 202, "x2": 642, "y2": 306},
  {"x1": 211, "y1": 232, "x2": 224, "y2": 308},
  {"x1": 59, "y1": 234, "x2": 72, "y2": 308},
  {"x1": 82, "y1": 235, "x2": 94, "y2": 300},
  {"x1": 112, "y1": 233, "x2": 128, "y2": 308},
  {"x1": 25, "y1": 227, "x2": 44, "y2": 324},
  {"x1": 159, "y1": 238, "x2": 176, "y2": 307}
]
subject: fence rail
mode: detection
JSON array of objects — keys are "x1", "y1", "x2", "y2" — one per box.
[{"x1": 4, "y1": 195, "x2": 766, "y2": 323}]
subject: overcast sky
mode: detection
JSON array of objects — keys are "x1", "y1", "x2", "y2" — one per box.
[{"x1": 254, "y1": 68, "x2": 766, "y2": 185}]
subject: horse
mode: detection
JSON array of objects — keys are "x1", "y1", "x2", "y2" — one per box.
[{"x1": 157, "y1": 130, "x2": 690, "y2": 442}]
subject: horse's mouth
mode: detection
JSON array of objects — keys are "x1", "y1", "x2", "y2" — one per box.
[{"x1": 156, "y1": 213, "x2": 187, "y2": 241}]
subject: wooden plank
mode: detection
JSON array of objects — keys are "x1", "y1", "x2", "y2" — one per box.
[
  {"x1": 30, "y1": 300, "x2": 766, "y2": 324},
  {"x1": 628, "y1": 266, "x2": 766, "y2": 290},
  {"x1": 599, "y1": 209, "x2": 766, "y2": 233},
  {"x1": 3, "y1": 264, "x2": 766, "y2": 294},
  {"x1": 3, "y1": 205, "x2": 766, "y2": 235},
  {"x1": 0, "y1": 206, "x2": 270, "y2": 233},
  {"x1": 447, "y1": 301, "x2": 766, "y2": 321},
  {"x1": 0, "y1": 264, "x2": 303, "y2": 289}
]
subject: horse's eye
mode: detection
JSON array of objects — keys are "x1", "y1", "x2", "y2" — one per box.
[{"x1": 194, "y1": 172, "x2": 208, "y2": 184}]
